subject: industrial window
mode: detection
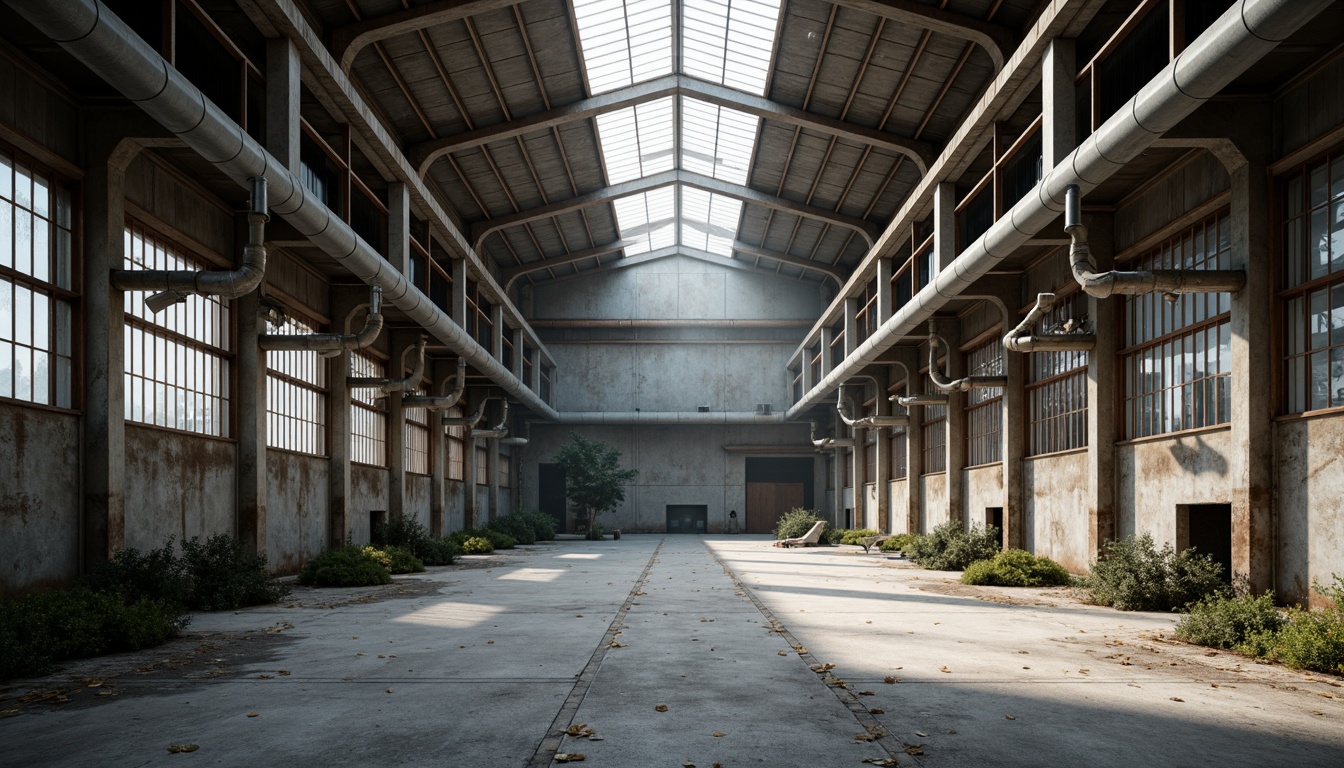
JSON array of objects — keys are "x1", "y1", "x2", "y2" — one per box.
[
  {"x1": 863, "y1": 423, "x2": 877, "y2": 485},
  {"x1": 1281, "y1": 151, "x2": 1344, "y2": 413},
  {"x1": 404, "y1": 393, "x2": 430, "y2": 475},
  {"x1": 1121, "y1": 212, "x2": 1232, "y2": 438},
  {"x1": 349, "y1": 352, "x2": 386, "y2": 466},
  {"x1": 265, "y1": 314, "x2": 326, "y2": 455},
  {"x1": 965, "y1": 340, "x2": 1004, "y2": 466},
  {"x1": 1027, "y1": 292, "x2": 1089, "y2": 455},
  {"x1": 499, "y1": 450, "x2": 512, "y2": 489},
  {"x1": 445, "y1": 405, "x2": 466, "y2": 481},
  {"x1": 475, "y1": 444, "x2": 488, "y2": 486},
  {"x1": 887, "y1": 388, "x2": 908, "y2": 480},
  {"x1": 123, "y1": 223, "x2": 231, "y2": 436},
  {"x1": 921, "y1": 402, "x2": 946, "y2": 474},
  {"x1": 0, "y1": 149, "x2": 74, "y2": 408}
]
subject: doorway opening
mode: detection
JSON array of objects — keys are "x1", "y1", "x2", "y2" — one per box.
[
  {"x1": 538, "y1": 463, "x2": 567, "y2": 534},
  {"x1": 666, "y1": 505, "x2": 708, "y2": 533},
  {"x1": 744, "y1": 457, "x2": 815, "y2": 534},
  {"x1": 1177, "y1": 503, "x2": 1232, "y2": 581},
  {"x1": 986, "y1": 507, "x2": 1004, "y2": 534}
]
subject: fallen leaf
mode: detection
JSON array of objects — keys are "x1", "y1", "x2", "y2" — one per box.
[
  {"x1": 904, "y1": 744, "x2": 924, "y2": 755},
  {"x1": 352, "y1": 636, "x2": 359, "y2": 640},
  {"x1": 1023, "y1": 666, "x2": 1031, "y2": 670},
  {"x1": 554, "y1": 753, "x2": 586, "y2": 763},
  {"x1": 257, "y1": 674, "x2": 273, "y2": 679},
  {"x1": 1, "y1": 708, "x2": 20, "y2": 718},
  {"x1": 861, "y1": 759, "x2": 897, "y2": 766},
  {"x1": 869, "y1": 708, "x2": 885, "y2": 714},
  {"x1": 277, "y1": 670, "x2": 291, "y2": 676},
  {"x1": 385, "y1": 688, "x2": 394, "y2": 694},
  {"x1": 1018, "y1": 650, "x2": 1029, "y2": 654},
  {"x1": 915, "y1": 731, "x2": 927, "y2": 737},
  {"x1": 1169, "y1": 697, "x2": 1184, "y2": 702},
  {"x1": 487, "y1": 640, "x2": 495, "y2": 645},
  {"x1": 883, "y1": 676, "x2": 896, "y2": 684},
  {"x1": 655, "y1": 704, "x2": 669, "y2": 712},
  {"x1": 682, "y1": 762, "x2": 696, "y2": 767},
  {"x1": 1005, "y1": 715, "x2": 1016, "y2": 720},
  {"x1": 378, "y1": 654, "x2": 386, "y2": 659},
  {"x1": 853, "y1": 733, "x2": 874, "y2": 742},
  {"x1": 713, "y1": 732, "x2": 726, "y2": 737},
  {"x1": 247, "y1": 712, "x2": 260, "y2": 718},
  {"x1": 777, "y1": 651, "x2": 787, "y2": 656},
  {"x1": 858, "y1": 690, "x2": 875, "y2": 696},
  {"x1": 167, "y1": 744, "x2": 199, "y2": 754},
  {"x1": 947, "y1": 729, "x2": 957, "y2": 734},
  {"x1": 939, "y1": 666, "x2": 951, "y2": 673}
]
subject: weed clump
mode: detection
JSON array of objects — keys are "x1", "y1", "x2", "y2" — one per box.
[
  {"x1": 961, "y1": 549, "x2": 1072, "y2": 587},
  {"x1": 1081, "y1": 534, "x2": 1225, "y2": 612},
  {"x1": 904, "y1": 521, "x2": 1001, "y2": 571},
  {"x1": 298, "y1": 546, "x2": 392, "y2": 587}
]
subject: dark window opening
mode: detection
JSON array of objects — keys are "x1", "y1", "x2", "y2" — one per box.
[
  {"x1": 1178, "y1": 504, "x2": 1232, "y2": 582},
  {"x1": 175, "y1": 4, "x2": 241, "y2": 123},
  {"x1": 1098, "y1": 4, "x2": 1170, "y2": 122}
]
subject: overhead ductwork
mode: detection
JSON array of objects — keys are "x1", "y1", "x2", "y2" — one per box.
[
  {"x1": 348, "y1": 336, "x2": 426, "y2": 393},
  {"x1": 470, "y1": 401, "x2": 510, "y2": 439},
  {"x1": 8, "y1": 0, "x2": 557, "y2": 419},
  {"x1": 113, "y1": 176, "x2": 268, "y2": 312},
  {"x1": 443, "y1": 397, "x2": 493, "y2": 429},
  {"x1": 786, "y1": 0, "x2": 1333, "y2": 420},
  {"x1": 928, "y1": 334, "x2": 1008, "y2": 392},
  {"x1": 553, "y1": 411, "x2": 790, "y2": 425},
  {"x1": 892, "y1": 392, "x2": 949, "y2": 407},
  {"x1": 402, "y1": 357, "x2": 467, "y2": 410},
  {"x1": 836, "y1": 387, "x2": 908, "y2": 429},
  {"x1": 809, "y1": 421, "x2": 854, "y2": 450},
  {"x1": 258, "y1": 286, "x2": 383, "y2": 354},
  {"x1": 499, "y1": 421, "x2": 530, "y2": 446},
  {"x1": 1065, "y1": 185, "x2": 1245, "y2": 298},
  {"x1": 1003, "y1": 292, "x2": 1097, "y2": 353}
]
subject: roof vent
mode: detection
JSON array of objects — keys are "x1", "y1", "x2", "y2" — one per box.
[
  {"x1": 755, "y1": 403, "x2": 772, "y2": 415},
  {"x1": 697, "y1": 405, "x2": 710, "y2": 413}
]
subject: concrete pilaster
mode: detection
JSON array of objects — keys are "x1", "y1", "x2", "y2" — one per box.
[
  {"x1": 487, "y1": 436, "x2": 500, "y2": 522},
  {"x1": 491, "y1": 304, "x2": 505, "y2": 364},
  {"x1": 386, "y1": 333, "x2": 416, "y2": 522},
  {"x1": 820, "y1": 326, "x2": 835, "y2": 374},
  {"x1": 235, "y1": 248, "x2": 267, "y2": 557},
  {"x1": 871, "y1": 368, "x2": 891, "y2": 533},
  {"x1": 894, "y1": 347, "x2": 922, "y2": 535},
  {"x1": 1085, "y1": 215, "x2": 1118, "y2": 558},
  {"x1": 876, "y1": 258, "x2": 893, "y2": 324},
  {"x1": 844, "y1": 298, "x2": 858, "y2": 356},
  {"x1": 1042, "y1": 38, "x2": 1076, "y2": 173},
  {"x1": 328, "y1": 348, "x2": 352, "y2": 547},
  {"x1": 930, "y1": 319, "x2": 965, "y2": 527},
  {"x1": 934, "y1": 183, "x2": 957, "y2": 273},
  {"x1": 512, "y1": 328, "x2": 525, "y2": 378},
  {"x1": 428, "y1": 359, "x2": 448, "y2": 535},
  {"x1": 462, "y1": 390, "x2": 480, "y2": 529},
  {"x1": 452, "y1": 259, "x2": 468, "y2": 328},
  {"x1": 265, "y1": 38, "x2": 301, "y2": 175},
  {"x1": 1003, "y1": 331, "x2": 1026, "y2": 550},
  {"x1": 388, "y1": 182, "x2": 411, "y2": 276}
]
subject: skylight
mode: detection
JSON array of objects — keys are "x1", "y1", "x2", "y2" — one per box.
[
  {"x1": 681, "y1": 98, "x2": 756, "y2": 185},
  {"x1": 682, "y1": 0, "x2": 781, "y2": 96},
  {"x1": 594, "y1": 98, "x2": 675, "y2": 184},
  {"x1": 680, "y1": 188, "x2": 742, "y2": 256},
  {"x1": 612, "y1": 188, "x2": 676, "y2": 256},
  {"x1": 572, "y1": 0, "x2": 673, "y2": 95}
]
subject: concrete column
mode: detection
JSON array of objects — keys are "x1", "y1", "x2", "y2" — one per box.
[
  {"x1": 1042, "y1": 38, "x2": 1077, "y2": 173},
  {"x1": 530, "y1": 347, "x2": 542, "y2": 394},
  {"x1": 844, "y1": 298, "x2": 858, "y2": 356},
  {"x1": 327, "y1": 291, "x2": 364, "y2": 547},
  {"x1": 265, "y1": 38, "x2": 301, "y2": 175},
  {"x1": 871, "y1": 369, "x2": 892, "y2": 533},
  {"x1": 820, "y1": 326, "x2": 835, "y2": 375},
  {"x1": 930, "y1": 319, "x2": 966, "y2": 527},
  {"x1": 894, "y1": 347, "x2": 922, "y2": 535},
  {"x1": 1229, "y1": 139, "x2": 1273, "y2": 593},
  {"x1": 934, "y1": 182, "x2": 957, "y2": 273},
  {"x1": 429, "y1": 362, "x2": 446, "y2": 535},
  {"x1": 235, "y1": 232, "x2": 267, "y2": 557},
  {"x1": 386, "y1": 333, "x2": 416, "y2": 521},
  {"x1": 487, "y1": 437, "x2": 500, "y2": 522},
  {"x1": 801, "y1": 338, "x2": 815, "y2": 393},
  {"x1": 1003, "y1": 331, "x2": 1026, "y2": 550},
  {"x1": 512, "y1": 328, "x2": 525, "y2": 379},
  {"x1": 876, "y1": 258, "x2": 894, "y2": 324},
  {"x1": 462, "y1": 391, "x2": 480, "y2": 529},
  {"x1": 1085, "y1": 214, "x2": 1118, "y2": 558},
  {"x1": 491, "y1": 306, "x2": 505, "y2": 364},
  {"x1": 451, "y1": 258, "x2": 468, "y2": 328},
  {"x1": 387, "y1": 182, "x2": 411, "y2": 275},
  {"x1": 81, "y1": 150, "x2": 127, "y2": 569}
]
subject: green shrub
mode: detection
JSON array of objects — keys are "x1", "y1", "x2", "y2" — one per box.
[
  {"x1": 1082, "y1": 534, "x2": 1227, "y2": 612},
  {"x1": 520, "y1": 510, "x2": 558, "y2": 542},
  {"x1": 84, "y1": 541, "x2": 192, "y2": 609},
  {"x1": 585, "y1": 523, "x2": 604, "y2": 541},
  {"x1": 838, "y1": 528, "x2": 881, "y2": 546},
  {"x1": 1266, "y1": 607, "x2": 1344, "y2": 674},
  {"x1": 773, "y1": 508, "x2": 835, "y2": 544},
  {"x1": 480, "y1": 529, "x2": 516, "y2": 550},
  {"x1": 382, "y1": 546, "x2": 425, "y2": 574},
  {"x1": 904, "y1": 521, "x2": 1001, "y2": 571},
  {"x1": 375, "y1": 517, "x2": 457, "y2": 565},
  {"x1": 460, "y1": 536, "x2": 495, "y2": 554},
  {"x1": 1176, "y1": 592, "x2": 1285, "y2": 650},
  {"x1": 961, "y1": 549, "x2": 1072, "y2": 587},
  {"x1": 487, "y1": 513, "x2": 537, "y2": 545},
  {"x1": 179, "y1": 534, "x2": 289, "y2": 611},
  {"x1": 1, "y1": 588, "x2": 188, "y2": 680},
  {"x1": 298, "y1": 546, "x2": 392, "y2": 587},
  {"x1": 879, "y1": 533, "x2": 919, "y2": 553}
]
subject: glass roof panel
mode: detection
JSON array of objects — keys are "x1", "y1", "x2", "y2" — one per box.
[
  {"x1": 595, "y1": 97, "x2": 676, "y2": 185},
  {"x1": 682, "y1": 0, "x2": 781, "y2": 96},
  {"x1": 681, "y1": 97, "x2": 757, "y2": 186},
  {"x1": 680, "y1": 187, "x2": 742, "y2": 257},
  {"x1": 573, "y1": 0, "x2": 674, "y2": 95},
  {"x1": 612, "y1": 187, "x2": 677, "y2": 256}
]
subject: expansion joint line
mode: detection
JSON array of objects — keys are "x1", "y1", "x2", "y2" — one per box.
[
  {"x1": 701, "y1": 543, "x2": 919, "y2": 767},
  {"x1": 525, "y1": 539, "x2": 666, "y2": 767}
]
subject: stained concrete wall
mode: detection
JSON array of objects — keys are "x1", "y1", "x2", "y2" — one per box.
[
  {"x1": 443, "y1": 480, "x2": 466, "y2": 532},
  {"x1": 406, "y1": 475, "x2": 431, "y2": 530},
  {"x1": 1274, "y1": 415, "x2": 1344, "y2": 606},
  {"x1": 0, "y1": 403, "x2": 79, "y2": 594},
  {"x1": 1022, "y1": 450, "x2": 1090, "y2": 573},
  {"x1": 123, "y1": 425, "x2": 236, "y2": 551},
  {"x1": 1115, "y1": 427, "x2": 1233, "y2": 544},
  {"x1": 265, "y1": 450, "x2": 328, "y2": 574},
  {"x1": 963, "y1": 464, "x2": 1004, "y2": 529},
  {"x1": 920, "y1": 474, "x2": 948, "y2": 532},
  {"x1": 349, "y1": 465, "x2": 389, "y2": 544},
  {"x1": 888, "y1": 480, "x2": 909, "y2": 534}
]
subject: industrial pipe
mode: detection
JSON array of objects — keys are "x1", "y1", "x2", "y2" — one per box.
[
  {"x1": 1065, "y1": 185, "x2": 1245, "y2": 297},
  {"x1": 443, "y1": 397, "x2": 492, "y2": 429},
  {"x1": 348, "y1": 336, "x2": 426, "y2": 392},
  {"x1": 809, "y1": 421, "x2": 854, "y2": 450},
  {"x1": 471, "y1": 401, "x2": 510, "y2": 439},
  {"x1": 499, "y1": 420, "x2": 530, "y2": 446},
  {"x1": 258, "y1": 286, "x2": 383, "y2": 353},
  {"x1": 836, "y1": 387, "x2": 909, "y2": 428},
  {"x1": 927, "y1": 334, "x2": 1008, "y2": 392},
  {"x1": 1003, "y1": 293, "x2": 1097, "y2": 352},
  {"x1": 7, "y1": 0, "x2": 557, "y2": 419},
  {"x1": 893, "y1": 392, "x2": 949, "y2": 407},
  {"x1": 786, "y1": 0, "x2": 1332, "y2": 420},
  {"x1": 113, "y1": 176, "x2": 268, "y2": 312},
  {"x1": 402, "y1": 357, "x2": 467, "y2": 410},
  {"x1": 552, "y1": 411, "x2": 791, "y2": 425}
]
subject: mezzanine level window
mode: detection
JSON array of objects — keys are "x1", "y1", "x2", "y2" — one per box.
[
  {"x1": 266, "y1": 314, "x2": 326, "y2": 455},
  {"x1": 1027, "y1": 291, "x2": 1089, "y2": 455},
  {"x1": 1282, "y1": 151, "x2": 1344, "y2": 413},
  {"x1": 350, "y1": 351, "x2": 386, "y2": 466},
  {"x1": 966, "y1": 340, "x2": 1004, "y2": 466}
]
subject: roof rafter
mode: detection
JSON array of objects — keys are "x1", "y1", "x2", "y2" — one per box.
[
  {"x1": 501, "y1": 241, "x2": 630, "y2": 290},
  {"x1": 587, "y1": 244, "x2": 820, "y2": 284},
  {"x1": 469, "y1": 169, "x2": 881, "y2": 251},
  {"x1": 409, "y1": 74, "x2": 936, "y2": 176},
  {"x1": 331, "y1": 0, "x2": 518, "y2": 72},
  {"x1": 827, "y1": 0, "x2": 1016, "y2": 71},
  {"x1": 729, "y1": 242, "x2": 845, "y2": 285}
]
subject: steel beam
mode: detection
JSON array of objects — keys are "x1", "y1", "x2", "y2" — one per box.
[
  {"x1": 332, "y1": 0, "x2": 518, "y2": 72},
  {"x1": 828, "y1": 0, "x2": 1016, "y2": 70},
  {"x1": 501, "y1": 241, "x2": 628, "y2": 289}
]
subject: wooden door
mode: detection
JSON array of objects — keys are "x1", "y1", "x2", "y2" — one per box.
[{"x1": 745, "y1": 482, "x2": 805, "y2": 533}]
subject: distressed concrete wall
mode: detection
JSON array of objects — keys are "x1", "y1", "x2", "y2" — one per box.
[
  {"x1": 0, "y1": 403, "x2": 79, "y2": 594},
  {"x1": 888, "y1": 480, "x2": 908, "y2": 534},
  {"x1": 862, "y1": 484, "x2": 878, "y2": 530},
  {"x1": 1275, "y1": 416, "x2": 1344, "y2": 606},
  {"x1": 123, "y1": 426, "x2": 236, "y2": 551},
  {"x1": 405, "y1": 475, "x2": 431, "y2": 530},
  {"x1": 920, "y1": 474, "x2": 948, "y2": 533},
  {"x1": 349, "y1": 465, "x2": 389, "y2": 544},
  {"x1": 1116, "y1": 428, "x2": 1233, "y2": 544},
  {"x1": 963, "y1": 464, "x2": 1004, "y2": 529},
  {"x1": 1023, "y1": 450, "x2": 1090, "y2": 573},
  {"x1": 444, "y1": 480, "x2": 466, "y2": 532},
  {"x1": 265, "y1": 450, "x2": 328, "y2": 573}
]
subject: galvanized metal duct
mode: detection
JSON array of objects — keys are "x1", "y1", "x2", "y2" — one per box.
[
  {"x1": 8, "y1": 0, "x2": 557, "y2": 420},
  {"x1": 499, "y1": 421, "x2": 530, "y2": 446},
  {"x1": 113, "y1": 176, "x2": 268, "y2": 312},
  {"x1": 258, "y1": 286, "x2": 383, "y2": 353},
  {"x1": 442, "y1": 397, "x2": 492, "y2": 428},
  {"x1": 1003, "y1": 293, "x2": 1097, "y2": 352},
  {"x1": 402, "y1": 357, "x2": 467, "y2": 410},
  {"x1": 348, "y1": 336, "x2": 426, "y2": 392},
  {"x1": 893, "y1": 392, "x2": 949, "y2": 407},
  {"x1": 927, "y1": 334, "x2": 1008, "y2": 392},
  {"x1": 554, "y1": 412, "x2": 791, "y2": 425},
  {"x1": 809, "y1": 421, "x2": 854, "y2": 450},
  {"x1": 787, "y1": 0, "x2": 1333, "y2": 419},
  {"x1": 836, "y1": 387, "x2": 908, "y2": 428},
  {"x1": 470, "y1": 401, "x2": 510, "y2": 439},
  {"x1": 1065, "y1": 185, "x2": 1246, "y2": 297}
]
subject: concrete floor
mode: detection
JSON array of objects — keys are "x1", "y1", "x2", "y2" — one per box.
[{"x1": 2, "y1": 535, "x2": 1341, "y2": 767}]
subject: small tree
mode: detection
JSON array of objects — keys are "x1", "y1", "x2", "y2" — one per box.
[{"x1": 554, "y1": 432, "x2": 638, "y2": 539}]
